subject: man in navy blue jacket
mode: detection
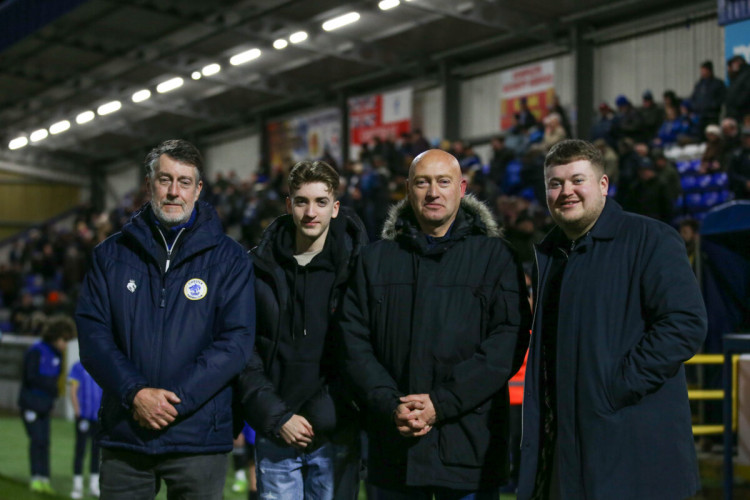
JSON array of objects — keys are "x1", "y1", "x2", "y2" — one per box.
[
  {"x1": 75, "y1": 139, "x2": 255, "y2": 500},
  {"x1": 518, "y1": 140, "x2": 706, "y2": 500}
]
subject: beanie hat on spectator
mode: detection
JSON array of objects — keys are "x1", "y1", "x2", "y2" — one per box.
[
  {"x1": 681, "y1": 99, "x2": 693, "y2": 111},
  {"x1": 615, "y1": 95, "x2": 630, "y2": 107},
  {"x1": 701, "y1": 60, "x2": 713, "y2": 72},
  {"x1": 638, "y1": 156, "x2": 655, "y2": 170},
  {"x1": 705, "y1": 124, "x2": 721, "y2": 137},
  {"x1": 642, "y1": 90, "x2": 654, "y2": 101}
]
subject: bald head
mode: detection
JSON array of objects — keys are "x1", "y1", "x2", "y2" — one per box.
[
  {"x1": 409, "y1": 149, "x2": 461, "y2": 181},
  {"x1": 407, "y1": 149, "x2": 467, "y2": 237}
]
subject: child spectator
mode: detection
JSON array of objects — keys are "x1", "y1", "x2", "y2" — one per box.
[
  {"x1": 68, "y1": 360, "x2": 103, "y2": 499},
  {"x1": 18, "y1": 315, "x2": 76, "y2": 493}
]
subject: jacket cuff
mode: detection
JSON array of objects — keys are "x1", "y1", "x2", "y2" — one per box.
[
  {"x1": 272, "y1": 411, "x2": 294, "y2": 437},
  {"x1": 123, "y1": 384, "x2": 146, "y2": 410}
]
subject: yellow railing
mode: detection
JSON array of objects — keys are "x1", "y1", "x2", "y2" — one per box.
[{"x1": 686, "y1": 353, "x2": 739, "y2": 435}]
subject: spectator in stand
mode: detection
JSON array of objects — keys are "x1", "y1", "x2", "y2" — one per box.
[
  {"x1": 410, "y1": 129, "x2": 431, "y2": 158},
  {"x1": 722, "y1": 117, "x2": 741, "y2": 152},
  {"x1": 590, "y1": 102, "x2": 617, "y2": 149},
  {"x1": 489, "y1": 136, "x2": 516, "y2": 190},
  {"x1": 654, "y1": 105, "x2": 683, "y2": 147},
  {"x1": 542, "y1": 113, "x2": 567, "y2": 150},
  {"x1": 18, "y1": 316, "x2": 76, "y2": 494},
  {"x1": 639, "y1": 90, "x2": 664, "y2": 140},
  {"x1": 691, "y1": 61, "x2": 726, "y2": 135},
  {"x1": 652, "y1": 148, "x2": 682, "y2": 207},
  {"x1": 614, "y1": 95, "x2": 645, "y2": 142},
  {"x1": 593, "y1": 139, "x2": 620, "y2": 188},
  {"x1": 623, "y1": 157, "x2": 674, "y2": 222},
  {"x1": 679, "y1": 218, "x2": 701, "y2": 274},
  {"x1": 728, "y1": 126, "x2": 750, "y2": 199},
  {"x1": 504, "y1": 212, "x2": 543, "y2": 265},
  {"x1": 663, "y1": 90, "x2": 680, "y2": 111},
  {"x1": 678, "y1": 100, "x2": 701, "y2": 143},
  {"x1": 518, "y1": 97, "x2": 539, "y2": 133},
  {"x1": 700, "y1": 124, "x2": 726, "y2": 173},
  {"x1": 549, "y1": 92, "x2": 573, "y2": 139},
  {"x1": 726, "y1": 55, "x2": 750, "y2": 121}
]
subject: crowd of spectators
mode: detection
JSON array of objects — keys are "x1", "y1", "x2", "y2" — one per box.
[{"x1": 1, "y1": 56, "x2": 749, "y2": 335}]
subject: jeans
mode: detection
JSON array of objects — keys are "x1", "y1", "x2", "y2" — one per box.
[
  {"x1": 100, "y1": 448, "x2": 228, "y2": 500},
  {"x1": 367, "y1": 484, "x2": 500, "y2": 500},
  {"x1": 255, "y1": 436, "x2": 359, "y2": 500}
]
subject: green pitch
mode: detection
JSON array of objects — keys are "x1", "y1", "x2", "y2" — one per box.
[{"x1": 0, "y1": 415, "x2": 518, "y2": 500}]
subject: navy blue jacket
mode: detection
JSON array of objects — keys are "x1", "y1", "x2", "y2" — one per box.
[
  {"x1": 18, "y1": 341, "x2": 62, "y2": 414},
  {"x1": 518, "y1": 200, "x2": 706, "y2": 500},
  {"x1": 75, "y1": 201, "x2": 255, "y2": 455}
]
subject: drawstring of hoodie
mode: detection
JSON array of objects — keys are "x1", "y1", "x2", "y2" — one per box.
[{"x1": 290, "y1": 263, "x2": 308, "y2": 340}]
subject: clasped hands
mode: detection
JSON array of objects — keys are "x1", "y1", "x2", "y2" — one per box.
[
  {"x1": 394, "y1": 393, "x2": 436, "y2": 437},
  {"x1": 132, "y1": 388, "x2": 181, "y2": 430}
]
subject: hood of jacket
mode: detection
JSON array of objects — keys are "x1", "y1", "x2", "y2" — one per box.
[{"x1": 381, "y1": 194, "x2": 502, "y2": 252}]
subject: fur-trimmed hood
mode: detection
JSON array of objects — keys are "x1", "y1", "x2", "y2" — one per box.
[{"x1": 381, "y1": 193, "x2": 502, "y2": 241}]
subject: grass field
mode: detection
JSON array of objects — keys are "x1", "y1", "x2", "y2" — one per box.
[{"x1": 0, "y1": 415, "x2": 520, "y2": 500}]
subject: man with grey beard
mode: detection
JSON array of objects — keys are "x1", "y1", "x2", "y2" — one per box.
[{"x1": 76, "y1": 139, "x2": 255, "y2": 500}]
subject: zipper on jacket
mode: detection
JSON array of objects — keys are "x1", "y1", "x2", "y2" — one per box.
[{"x1": 156, "y1": 227, "x2": 186, "y2": 308}]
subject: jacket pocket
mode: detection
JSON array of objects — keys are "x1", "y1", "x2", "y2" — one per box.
[{"x1": 438, "y1": 404, "x2": 493, "y2": 467}]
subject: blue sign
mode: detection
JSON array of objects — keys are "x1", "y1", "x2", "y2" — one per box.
[
  {"x1": 725, "y1": 18, "x2": 750, "y2": 69},
  {"x1": 718, "y1": 0, "x2": 750, "y2": 26}
]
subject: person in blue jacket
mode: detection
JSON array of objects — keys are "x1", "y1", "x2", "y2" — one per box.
[
  {"x1": 18, "y1": 315, "x2": 76, "y2": 493},
  {"x1": 518, "y1": 140, "x2": 707, "y2": 500},
  {"x1": 68, "y1": 360, "x2": 103, "y2": 499},
  {"x1": 75, "y1": 139, "x2": 255, "y2": 500}
]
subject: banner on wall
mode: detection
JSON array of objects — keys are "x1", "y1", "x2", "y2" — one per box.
[
  {"x1": 724, "y1": 18, "x2": 750, "y2": 71},
  {"x1": 267, "y1": 107, "x2": 342, "y2": 171},
  {"x1": 499, "y1": 60, "x2": 555, "y2": 131},
  {"x1": 717, "y1": 0, "x2": 750, "y2": 25},
  {"x1": 349, "y1": 87, "x2": 412, "y2": 159}
]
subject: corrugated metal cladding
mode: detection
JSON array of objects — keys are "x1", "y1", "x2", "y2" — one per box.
[
  {"x1": 594, "y1": 17, "x2": 724, "y2": 108},
  {"x1": 412, "y1": 87, "x2": 444, "y2": 147},
  {"x1": 204, "y1": 135, "x2": 261, "y2": 179}
]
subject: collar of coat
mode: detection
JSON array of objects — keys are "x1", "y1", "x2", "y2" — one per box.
[
  {"x1": 537, "y1": 197, "x2": 620, "y2": 254},
  {"x1": 122, "y1": 200, "x2": 224, "y2": 260},
  {"x1": 381, "y1": 194, "x2": 502, "y2": 243}
]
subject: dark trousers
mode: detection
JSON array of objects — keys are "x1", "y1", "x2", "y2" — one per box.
[
  {"x1": 21, "y1": 409, "x2": 51, "y2": 477},
  {"x1": 367, "y1": 484, "x2": 499, "y2": 500},
  {"x1": 100, "y1": 448, "x2": 228, "y2": 500},
  {"x1": 73, "y1": 417, "x2": 101, "y2": 475}
]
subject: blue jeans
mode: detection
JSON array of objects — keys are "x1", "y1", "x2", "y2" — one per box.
[
  {"x1": 367, "y1": 484, "x2": 500, "y2": 500},
  {"x1": 256, "y1": 436, "x2": 358, "y2": 500}
]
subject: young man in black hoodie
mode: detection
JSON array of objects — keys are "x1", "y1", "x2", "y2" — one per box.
[{"x1": 238, "y1": 160, "x2": 368, "y2": 500}]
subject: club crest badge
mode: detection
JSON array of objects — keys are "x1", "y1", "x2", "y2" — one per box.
[
  {"x1": 184, "y1": 278, "x2": 208, "y2": 300},
  {"x1": 127, "y1": 279, "x2": 137, "y2": 293}
]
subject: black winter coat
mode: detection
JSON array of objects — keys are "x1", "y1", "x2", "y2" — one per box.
[
  {"x1": 338, "y1": 195, "x2": 531, "y2": 490},
  {"x1": 518, "y1": 200, "x2": 707, "y2": 500},
  {"x1": 237, "y1": 208, "x2": 368, "y2": 444}
]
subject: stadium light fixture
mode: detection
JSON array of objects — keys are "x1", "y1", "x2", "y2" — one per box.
[
  {"x1": 156, "y1": 77, "x2": 184, "y2": 94},
  {"x1": 49, "y1": 120, "x2": 71, "y2": 135},
  {"x1": 30, "y1": 128, "x2": 49, "y2": 142},
  {"x1": 201, "y1": 63, "x2": 221, "y2": 76},
  {"x1": 322, "y1": 12, "x2": 360, "y2": 31},
  {"x1": 289, "y1": 31, "x2": 308, "y2": 44},
  {"x1": 97, "y1": 100, "x2": 122, "y2": 116},
  {"x1": 76, "y1": 110, "x2": 95, "y2": 124},
  {"x1": 132, "y1": 89, "x2": 151, "y2": 103},
  {"x1": 273, "y1": 39, "x2": 288, "y2": 50},
  {"x1": 230, "y1": 48, "x2": 261, "y2": 66},
  {"x1": 191, "y1": 71, "x2": 202, "y2": 80},
  {"x1": 9, "y1": 136, "x2": 28, "y2": 150},
  {"x1": 379, "y1": 0, "x2": 400, "y2": 10}
]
